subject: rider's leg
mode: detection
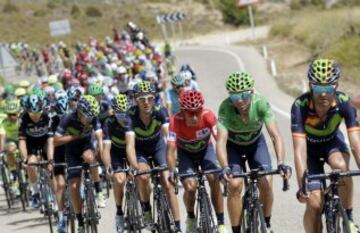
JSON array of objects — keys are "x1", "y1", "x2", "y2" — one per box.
[
  {"x1": 113, "y1": 172, "x2": 126, "y2": 214},
  {"x1": 327, "y1": 151, "x2": 353, "y2": 220},
  {"x1": 304, "y1": 190, "x2": 323, "y2": 233},
  {"x1": 227, "y1": 177, "x2": 243, "y2": 229}
]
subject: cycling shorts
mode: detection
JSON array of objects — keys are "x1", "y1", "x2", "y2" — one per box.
[
  {"x1": 110, "y1": 146, "x2": 127, "y2": 171},
  {"x1": 307, "y1": 131, "x2": 349, "y2": 191},
  {"x1": 178, "y1": 143, "x2": 219, "y2": 181},
  {"x1": 136, "y1": 137, "x2": 167, "y2": 168},
  {"x1": 66, "y1": 136, "x2": 94, "y2": 179},
  {"x1": 26, "y1": 137, "x2": 48, "y2": 160},
  {"x1": 227, "y1": 134, "x2": 272, "y2": 174}
]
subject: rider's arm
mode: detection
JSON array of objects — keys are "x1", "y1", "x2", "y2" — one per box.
[
  {"x1": 348, "y1": 130, "x2": 360, "y2": 168},
  {"x1": 166, "y1": 142, "x2": 177, "y2": 171},
  {"x1": 54, "y1": 134, "x2": 81, "y2": 146},
  {"x1": 47, "y1": 137, "x2": 54, "y2": 162},
  {"x1": 126, "y1": 132, "x2": 138, "y2": 169},
  {"x1": 102, "y1": 141, "x2": 111, "y2": 169},
  {"x1": 351, "y1": 93, "x2": 360, "y2": 108},
  {"x1": 0, "y1": 124, "x2": 5, "y2": 151},
  {"x1": 265, "y1": 121, "x2": 285, "y2": 165},
  {"x1": 216, "y1": 125, "x2": 229, "y2": 168},
  {"x1": 19, "y1": 138, "x2": 28, "y2": 161},
  {"x1": 291, "y1": 100, "x2": 307, "y2": 188},
  {"x1": 95, "y1": 129, "x2": 103, "y2": 160}
]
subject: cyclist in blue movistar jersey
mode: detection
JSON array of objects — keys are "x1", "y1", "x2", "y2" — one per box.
[
  {"x1": 54, "y1": 95, "x2": 105, "y2": 233},
  {"x1": 128, "y1": 81, "x2": 181, "y2": 232},
  {"x1": 291, "y1": 59, "x2": 360, "y2": 233}
]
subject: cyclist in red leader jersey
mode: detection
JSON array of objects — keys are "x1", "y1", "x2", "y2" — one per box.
[{"x1": 167, "y1": 90, "x2": 227, "y2": 233}]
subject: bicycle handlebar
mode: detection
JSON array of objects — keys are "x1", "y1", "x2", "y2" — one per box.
[
  {"x1": 67, "y1": 163, "x2": 100, "y2": 172},
  {"x1": 135, "y1": 165, "x2": 168, "y2": 176},
  {"x1": 178, "y1": 168, "x2": 222, "y2": 179},
  {"x1": 307, "y1": 169, "x2": 360, "y2": 181}
]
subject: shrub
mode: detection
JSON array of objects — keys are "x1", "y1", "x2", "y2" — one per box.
[
  {"x1": 215, "y1": 0, "x2": 252, "y2": 26},
  {"x1": 85, "y1": 6, "x2": 102, "y2": 17},
  {"x1": 46, "y1": 1, "x2": 56, "y2": 9},
  {"x1": 270, "y1": 21, "x2": 293, "y2": 37},
  {"x1": 33, "y1": 9, "x2": 47, "y2": 17},
  {"x1": 71, "y1": 5, "x2": 81, "y2": 18},
  {"x1": 3, "y1": 2, "x2": 19, "y2": 13}
]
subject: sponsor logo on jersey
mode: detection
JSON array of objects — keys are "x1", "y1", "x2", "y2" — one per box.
[{"x1": 196, "y1": 128, "x2": 210, "y2": 139}]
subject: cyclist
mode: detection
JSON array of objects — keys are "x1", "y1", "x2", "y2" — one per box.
[
  {"x1": 19, "y1": 94, "x2": 55, "y2": 208},
  {"x1": 0, "y1": 99, "x2": 21, "y2": 195},
  {"x1": 54, "y1": 95, "x2": 106, "y2": 233},
  {"x1": 291, "y1": 59, "x2": 360, "y2": 233},
  {"x1": 128, "y1": 81, "x2": 181, "y2": 232},
  {"x1": 166, "y1": 74, "x2": 186, "y2": 116},
  {"x1": 167, "y1": 89, "x2": 227, "y2": 233},
  {"x1": 216, "y1": 71, "x2": 289, "y2": 233},
  {"x1": 52, "y1": 92, "x2": 70, "y2": 233},
  {"x1": 102, "y1": 94, "x2": 138, "y2": 233},
  {"x1": 67, "y1": 86, "x2": 82, "y2": 111}
]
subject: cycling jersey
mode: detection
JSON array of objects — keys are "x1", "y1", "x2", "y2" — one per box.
[
  {"x1": 103, "y1": 115, "x2": 133, "y2": 149},
  {"x1": 0, "y1": 118, "x2": 19, "y2": 142},
  {"x1": 56, "y1": 111, "x2": 102, "y2": 138},
  {"x1": 128, "y1": 104, "x2": 169, "y2": 146},
  {"x1": 168, "y1": 109, "x2": 217, "y2": 153},
  {"x1": 99, "y1": 98, "x2": 111, "y2": 125},
  {"x1": 19, "y1": 112, "x2": 54, "y2": 139},
  {"x1": 166, "y1": 89, "x2": 181, "y2": 115},
  {"x1": 50, "y1": 113, "x2": 66, "y2": 176},
  {"x1": 291, "y1": 92, "x2": 360, "y2": 143},
  {"x1": 217, "y1": 93, "x2": 275, "y2": 146}
]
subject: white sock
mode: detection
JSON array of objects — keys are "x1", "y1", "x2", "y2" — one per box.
[{"x1": 31, "y1": 182, "x2": 39, "y2": 195}]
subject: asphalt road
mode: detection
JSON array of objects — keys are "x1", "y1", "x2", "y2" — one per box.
[{"x1": 1, "y1": 45, "x2": 360, "y2": 233}]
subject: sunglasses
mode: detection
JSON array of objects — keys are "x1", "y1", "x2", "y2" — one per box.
[
  {"x1": 311, "y1": 84, "x2": 336, "y2": 94},
  {"x1": 175, "y1": 85, "x2": 184, "y2": 89},
  {"x1": 115, "y1": 112, "x2": 127, "y2": 120},
  {"x1": 29, "y1": 111, "x2": 42, "y2": 115},
  {"x1": 8, "y1": 113, "x2": 17, "y2": 117},
  {"x1": 136, "y1": 95, "x2": 155, "y2": 103},
  {"x1": 229, "y1": 91, "x2": 252, "y2": 102}
]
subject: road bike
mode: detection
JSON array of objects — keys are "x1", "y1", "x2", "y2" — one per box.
[
  {"x1": 305, "y1": 169, "x2": 360, "y2": 233},
  {"x1": 68, "y1": 163, "x2": 101, "y2": 233}
]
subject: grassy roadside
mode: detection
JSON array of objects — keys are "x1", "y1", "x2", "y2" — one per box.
[
  {"x1": 0, "y1": 1, "x2": 224, "y2": 46},
  {"x1": 247, "y1": 6, "x2": 360, "y2": 98}
]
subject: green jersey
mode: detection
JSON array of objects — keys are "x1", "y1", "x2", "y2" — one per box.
[
  {"x1": 0, "y1": 118, "x2": 19, "y2": 142},
  {"x1": 217, "y1": 93, "x2": 275, "y2": 146}
]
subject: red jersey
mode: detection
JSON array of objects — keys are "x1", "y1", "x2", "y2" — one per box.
[{"x1": 168, "y1": 109, "x2": 217, "y2": 153}]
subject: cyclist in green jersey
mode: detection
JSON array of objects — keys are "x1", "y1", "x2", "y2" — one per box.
[
  {"x1": 0, "y1": 99, "x2": 21, "y2": 194},
  {"x1": 216, "y1": 71, "x2": 290, "y2": 233}
]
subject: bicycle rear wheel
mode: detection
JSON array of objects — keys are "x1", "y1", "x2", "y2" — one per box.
[{"x1": 1, "y1": 167, "x2": 12, "y2": 209}]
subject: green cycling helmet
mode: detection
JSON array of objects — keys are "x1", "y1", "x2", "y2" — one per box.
[
  {"x1": 111, "y1": 94, "x2": 128, "y2": 113},
  {"x1": 308, "y1": 59, "x2": 340, "y2": 84},
  {"x1": 4, "y1": 84, "x2": 15, "y2": 95},
  {"x1": 5, "y1": 99, "x2": 20, "y2": 114},
  {"x1": 87, "y1": 84, "x2": 104, "y2": 96},
  {"x1": 133, "y1": 81, "x2": 156, "y2": 96},
  {"x1": 225, "y1": 71, "x2": 255, "y2": 93},
  {"x1": 78, "y1": 95, "x2": 100, "y2": 118}
]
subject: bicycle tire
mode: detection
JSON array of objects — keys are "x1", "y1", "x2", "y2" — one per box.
[
  {"x1": 254, "y1": 201, "x2": 267, "y2": 233},
  {"x1": 1, "y1": 167, "x2": 12, "y2": 209},
  {"x1": 199, "y1": 190, "x2": 218, "y2": 233},
  {"x1": 86, "y1": 188, "x2": 98, "y2": 233},
  {"x1": 125, "y1": 187, "x2": 143, "y2": 232},
  {"x1": 157, "y1": 191, "x2": 175, "y2": 232},
  {"x1": 44, "y1": 184, "x2": 55, "y2": 233},
  {"x1": 335, "y1": 205, "x2": 351, "y2": 233},
  {"x1": 240, "y1": 202, "x2": 249, "y2": 233}
]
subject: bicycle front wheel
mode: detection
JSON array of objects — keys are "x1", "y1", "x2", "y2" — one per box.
[
  {"x1": 332, "y1": 205, "x2": 351, "y2": 233},
  {"x1": 156, "y1": 191, "x2": 175, "y2": 232},
  {"x1": 254, "y1": 201, "x2": 267, "y2": 233},
  {"x1": 85, "y1": 189, "x2": 98, "y2": 233},
  {"x1": 199, "y1": 190, "x2": 218, "y2": 233}
]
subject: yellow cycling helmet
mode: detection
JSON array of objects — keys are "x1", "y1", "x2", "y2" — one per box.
[
  {"x1": 18, "y1": 80, "x2": 30, "y2": 88},
  {"x1": 15, "y1": 87, "x2": 26, "y2": 97},
  {"x1": 48, "y1": 74, "x2": 58, "y2": 85}
]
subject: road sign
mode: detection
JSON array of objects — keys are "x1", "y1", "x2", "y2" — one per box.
[
  {"x1": 237, "y1": 0, "x2": 258, "y2": 7},
  {"x1": 156, "y1": 11, "x2": 186, "y2": 24},
  {"x1": 49, "y1": 19, "x2": 71, "y2": 37}
]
